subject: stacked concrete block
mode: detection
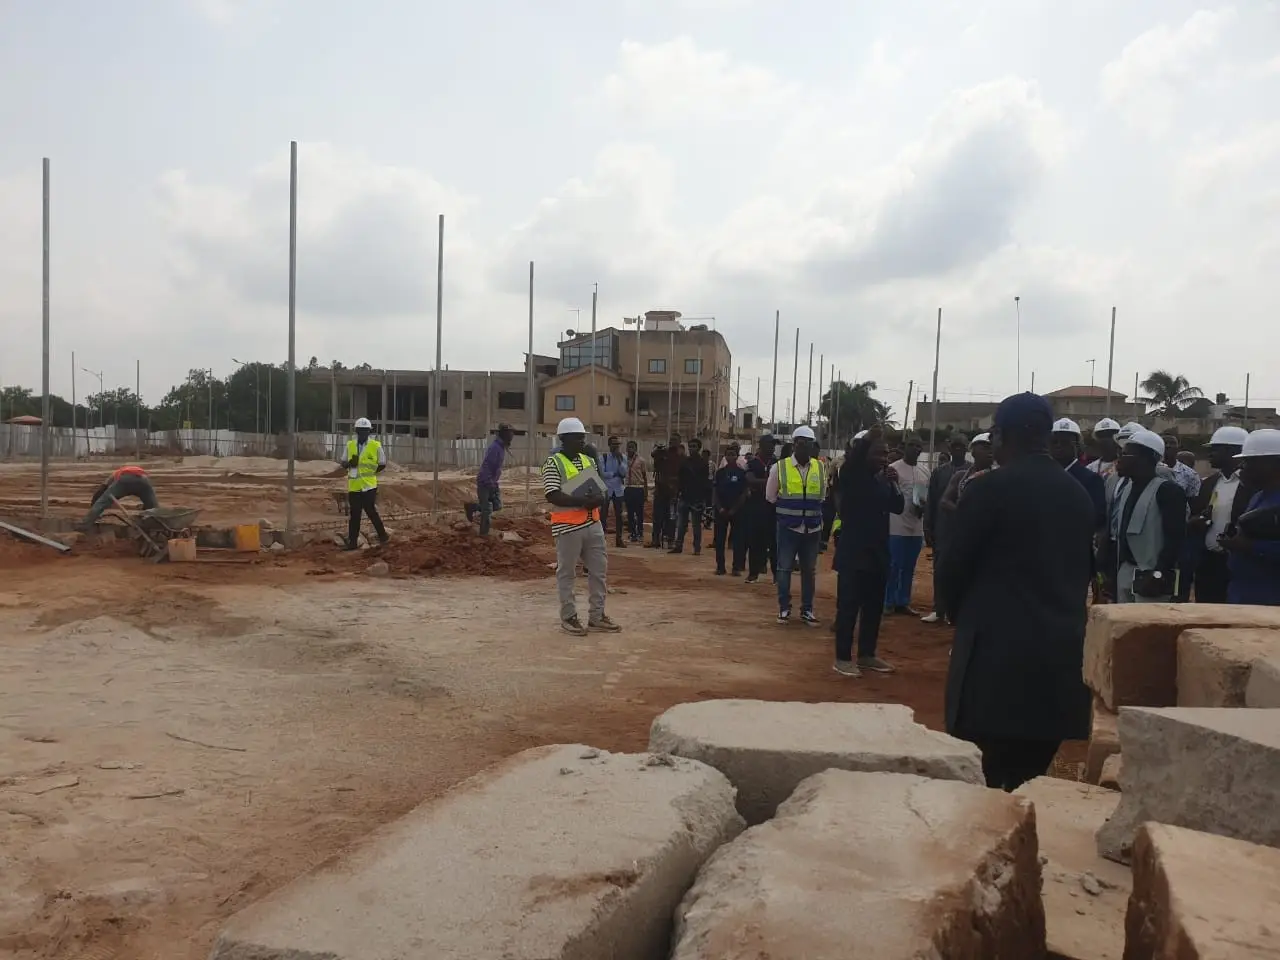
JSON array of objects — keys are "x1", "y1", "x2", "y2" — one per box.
[
  {"x1": 648, "y1": 699, "x2": 983, "y2": 824},
  {"x1": 209, "y1": 745, "x2": 744, "y2": 960},
  {"x1": 1246, "y1": 656, "x2": 1280, "y2": 708},
  {"x1": 1084, "y1": 604, "x2": 1280, "y2": 711},
  {"x1": 1123, "y1": 823, "x2": 1280, "y2": 959},
  {"x1": 1084, "y1": 697, "x2": 1121, "y2": 785},
  {"x1": 1099, "y1": 754, "x2": 1123, "y2": 791},
  {"x1": 670, "y1": 770, "x2": 1046, "y2": 959},
  {"x1": 1096, "y1": 707, "x2": 1280, "y2": 864},
  {"x1": 1176, "y1": 627, "x2": 1280, "y2": 707}
]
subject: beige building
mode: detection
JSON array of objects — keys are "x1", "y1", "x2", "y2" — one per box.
[{"x1": 913, "y1": 385, "x2": 1148, "y2": 435}]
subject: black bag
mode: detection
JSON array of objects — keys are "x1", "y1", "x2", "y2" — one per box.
[{"x1": 1237, "y1": 505, "x2": 1280, "y2": 541}]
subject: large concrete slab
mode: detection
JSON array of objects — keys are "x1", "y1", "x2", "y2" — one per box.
[
  {"x1": 1097, "y1": 708, "x2": 1280, "y2": 864},
  {"x1": 210, "y1": 744, "x2": 745, "y2": 960},
  {"x1": 1084, "y1": 604, "x2": 1280, "y2": 711},
  {"x1": 1246, "y1": 656, "x2": 1280, "y2": 708},
  {"x1": 1017, "y1": 777, "x2": 1128, "y2": 960},
  {"x1": 671, "y1": 770, "x2": 1046, "y2": 959},
  {"x1": 1085, "y1": 697, "x2": 1120, "y2": 785},
  {"x1": 648, "y1": 699, "x2": 983, "y2": 824},
  {"x1": 1176, "y1": 627, "x2": 1280, "y2": 707},
  {"x1": 1124, "y1": 823, "x2": 1280, "y2": 959}
]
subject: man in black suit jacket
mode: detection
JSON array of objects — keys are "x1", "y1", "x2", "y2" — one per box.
[{"x1": 938, "y1": 393, "x2": 1096, "y2": 791}]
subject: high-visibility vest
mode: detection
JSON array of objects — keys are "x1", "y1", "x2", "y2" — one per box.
[
  {"x1": 549, "y1": 452, "x2": 598, "y2": 527},
  {"x1": 111, "y1": 465, "x2": 147, "y2": 483},
  {"x1": 346, "y1": 438, "x2": 382, "y2": 493},
  {"x1": 775, "y1": 457, "x2": 824, "y2": 533},
  {"x1": 831, "y1": 516, "x2": 842, "y2": 535}
]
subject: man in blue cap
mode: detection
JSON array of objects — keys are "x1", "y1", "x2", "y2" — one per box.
[{"x1": 938, "y1": 392, "x2": 1096, "y2": 791}]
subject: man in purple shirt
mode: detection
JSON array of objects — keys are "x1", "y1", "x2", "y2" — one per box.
[{"x1": 466, "y1": 423, "x2": 514, "y2": 536}]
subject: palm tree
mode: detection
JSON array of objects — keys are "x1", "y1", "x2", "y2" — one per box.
[
  {"x1": 819, "y1": 380, "x2": 894, "y2": 440},
  {"x1": 1140, "y1": 370, "x2": 1204, "y2": 416}
]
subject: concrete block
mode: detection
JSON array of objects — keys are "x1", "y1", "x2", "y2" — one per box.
[
  {"x1": 1246, "y1": 656, "x2": 1280, "y2": 708},
  {"x1": 1085, "y1": 697, "x2": 1121, "y2": 785},
  {"x1": 1084, "y1": 604, "x2": 1280, "y2": 711},
  {"x1": 671, "y1": 770, "x2": 1046, "y2": 959},
  {"x1": 1124, "y1": 822, "x2": 1280, "y2": 959},
  {"x1": 1100, "y1": 753, "x2": 1123, "y2": 791},
  {"x1": 210, "y1": 745, "x2": 744, "y2": 960},
  {"x1": 1017, "y1": 777, "x2": 1128, "y2": 960},
  {"x1": 1176, "y1": 627, "x2": 1280, "y2": 707},
  {"x1": 648, "y1": 699, "x2": 983, "y2": 825},
  {"x1": 1097, "y1": 708, "x2": 1280, "y2": 864}
]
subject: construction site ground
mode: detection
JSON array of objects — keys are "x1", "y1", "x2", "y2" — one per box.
[{"x1": 0, "y1": 458, "x2": 1085, "y2": 960}]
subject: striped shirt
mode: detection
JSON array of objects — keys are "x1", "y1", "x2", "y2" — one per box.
[{"x1": 541, "y1": 452, "x2": 600, "y2": 537}]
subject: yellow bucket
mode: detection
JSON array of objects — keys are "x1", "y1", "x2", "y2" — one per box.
[{"x1": 233, "y1": 524, "x2": 262, "y2": 553}]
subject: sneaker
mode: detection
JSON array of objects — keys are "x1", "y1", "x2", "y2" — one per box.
[
  {"x1": 744, "y1": 575, "x2": 759, "y2": 584},
  {"x1": 920, "y1": 611, "x2": 940, "y2": 624},
  {"x1": 588, "y1": 615, "x2": 622, "y2": 633},
  {"x1": 561, "y1": 616, "x2": 588, "y2": 636},
  {"x1": 800, "y1": 610, "x2": 820, "y2": 627},
  {"x1": 714, "y1": 568, "x2": 727, "y2": 576},
  {"x1": 857, "y1": 656, "x2": 895, "y2": 673},
  {"x1": 777, "y1": 609, "x2": 792, "y2": 625},
  {"x1": 893, "y1": 605, "x2": 920, "y2": 616},
  {"x1": 833, "y1": 660, "x2": 862, "y2": 677},
  {"x1": 731, "y1": 569, "x2": 743, "y2": 577},
  {"x1": 667, "y1": 547, "x2": 683, "y2": 555}
]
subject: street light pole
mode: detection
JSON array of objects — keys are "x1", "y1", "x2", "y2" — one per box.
[{"x1": 1013, "y1": 295, "x2": 1022, "y2": 393}]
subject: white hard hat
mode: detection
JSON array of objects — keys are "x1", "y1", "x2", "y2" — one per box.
[
  {"x1": 1093, "y1": 418, "x2": 1121, "y2": 435},
  {"x1": 1124, "y1": 429, "x2": 1165, "y2": 458},
  {"x1": 853, "y1": 429, "x2": 869, "y2": 440},
  {"x1": 1116, "y1": 421, "x2": 1143, "y2": 442},
  {"x1": 1235, "y1": 428, "x2": 1280, "y2": 459},
  {"x1": 1052, "y1": 418, "x2": 1081, "y2": 436},
  {"x1": 354, "y1": 417, "x2": 373, "y2": 430},
  {"x1": 971, "y1": 432, "x2": 992, "y2": 447},
  {"x1": 792, "y1": 425, "x2": 816, "y2": 441},
  {"x1": 1210, "y1": 425, "x2": 1249, "y2": 447},
  {"x1": 556, "y1": 416, "x2": 586, "y2": 436}
]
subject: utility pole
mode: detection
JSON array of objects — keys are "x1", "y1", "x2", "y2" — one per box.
[
  {"x1": 770, "y1": 310, "x2": 779, "y2": 430},
  {"x1": 905, "y1": 380, "x2": 914, "y2": 435},
  {"x1": 1013, "y1": 295, "x2": 1022, "y2": 393},
  {"x1": 432, "y1": 214, "x2": 443, "y2": 511},
  {"x1": 285, "y1": 140, "x2": 298, "y2": 535},
  {"x1": 135, "y1": 359, "x2": 141, "y2": 460},
  {"x1": 805, "y1": 342, "x2": 813, "y2": 425},
  {"x1": 928, "y1": 308, "x2": 941, "y2": 468},
  {"x1": 589, "y1": 283, "x2": 597, "y2": 438},
  {"x1": 1087, "y1": 359, "x2": 1096, "y2": 394},
  {"x1": 1105, "y1": 307, "x2": 1116, "y2": 417},
  {"x1": 790, "y1": 327, "x2": 799, "y2": 434},
  {"x1": 525, "y1": 262, "x2": 534, "y2": 505},
  {"x1": 667, "y1": 331, "x2": 674, "y2": 437},
  {"x1": 832, "y1": 370, "x2": 841, "y2": 447},
  {"x1": 40, "y1": 158, "x2": 50, "y2": 516}
]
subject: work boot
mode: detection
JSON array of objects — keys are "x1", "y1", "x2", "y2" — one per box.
[
  {"x1": 561, "y1": 616, "x2": 588, "y2": 636},
  {"x1": 588, "y1": 615, "x2": 621, "y2": 632},
  {"x1": 857, "y1": 656, "x2": 895, "y2": 674},
  {"x1": 464, "y1": 504, "x2": 476, "y2": 523}
]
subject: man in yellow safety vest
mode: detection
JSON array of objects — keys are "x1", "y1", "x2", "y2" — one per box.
[
  {"x1": 341, "y1": 417, "x2": 389, "y2": 551},
  {"x1": 766, "y1": 425, "x2": 826, "y2": 626},
  {"x1": 541, "y1": 417, "x2": 621, "y2": 636}
]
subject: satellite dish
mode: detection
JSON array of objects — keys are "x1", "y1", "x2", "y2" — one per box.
[{"x1": 565, "y1": 329, "x2": 576, "y2": 337}]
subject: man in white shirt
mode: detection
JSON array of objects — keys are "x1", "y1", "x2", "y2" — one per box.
[
  {"x1": 1191, "y1": 426, "x2": 1252, "y2": 602},
  {"x1": 885, "y1": 437, "x2": 931, "y2": 615},
  {"x1": 1086, "y1": 418, "x2": 1121, "y2": 479}
]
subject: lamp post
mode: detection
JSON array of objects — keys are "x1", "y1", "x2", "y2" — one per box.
[
  {"x1": 232, "y1": 357, "x2": 260, "y2": 437},
  {"x1": 623, "y1": 314, "x2": 642, "y2": 438},
  {"x1": 1013, "y1": 295, "x2": 1022, "y2": 393},
  {"x1": 81, "y1": 367, "x2": 104, "y2": 427}
]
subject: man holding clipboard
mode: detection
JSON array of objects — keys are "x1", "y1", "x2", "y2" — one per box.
[{"x1": 541, "y1": 417, "x2": 622, "y2": 636}]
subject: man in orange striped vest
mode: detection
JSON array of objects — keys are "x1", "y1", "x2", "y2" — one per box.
[
  {"x1": 541, "y1": 417, "x2": 621, "y2": 636},
  {"x1": 81, "y1": 464, "x2": 158, "y2": 528}
]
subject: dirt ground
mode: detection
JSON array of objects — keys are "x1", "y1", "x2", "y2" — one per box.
[{"x1": 0, "y1": 519, "x2": 1084, "y2": 960}]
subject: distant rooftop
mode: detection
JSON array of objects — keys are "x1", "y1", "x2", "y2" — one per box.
[{"x1": 1044, "y1": 385, "x2": 1128, "y2": 399}]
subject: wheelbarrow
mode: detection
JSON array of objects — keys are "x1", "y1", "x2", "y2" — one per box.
[{"x1": 111, "y1": 501, "x2": 202, "y2": 562}]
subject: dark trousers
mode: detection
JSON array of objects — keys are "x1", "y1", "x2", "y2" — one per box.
[
  {"x1": 1195, "y1": 549, "x2": 1230, "y2": 603},
  {"x1": 1176, "y1": 537, "x2": 1201, "y2": 602},
  {"x1": 673, "y1": 499, "x2": 705, "y2": 552},
  {"x1": 603, "y1": 495, "x2": 624, "y2": 542},
  {"x1": 747, "y1": 503, "x2": 777, "y2": 577},
  {"x1": 466, "y1": 483, "x2": 502, "y2": 536},
  {"x1": 975, "y1": 739, "x2": 1061, "y2": 792},
  {"x1": 821, "y1": 498, "x2": 836, "y2": 546},
  {"x1": 651, "y1": 489, "x2": 674, "y2": 546},
  {"x1": 835, "y1": 566, "x2": 888, "y2": 661},
  {"x1": 84, "y1": 474, "x2": 158, "y2": 525},
  {"x1": 713, "y1": 510, "x2": 747, "y2": 572},
  {"x1": 347, "y1": 489, "x2": 387, "y2": 547},
  {"x1": 931, "y1": 541, "x2": 948, "y2": 618},
  {"x1": 624, "y1": 487, "x2": 646, "y2": 541}
]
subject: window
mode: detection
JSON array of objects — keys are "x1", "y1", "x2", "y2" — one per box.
[
  {"x1": 439, "y1": 389, "x2": 448, "y2": 408},
  {"x1": 598, "y1": 395, "x2": 611, "y2": 406},
  {"x1": 684, "y1": 358, "x2": 702, "y2": 375},
  {"x1": 463, "y1": 390, "x2": 473, "y2": 401},
  {"x1": 625, "y1": 397, "x2": 634, "y2": 413},
  {"x1": 560, "y1": 332, "x2": 619, "y2": 371},
  {"x1": 639, "y1": 397, "x2": 651, "y2": 412},
  {"x1": 648, "y1": 359, "x2": 666, "y2": 374},
  {"x1": 744, "y1": 412, "x2": 754, "y2": 429},
  {"x1": 555, "y1": 395, "x2": 576, "y2": 411},
  {"x1": 497, "y1": 391, "x2": 525, "y2": 410}
]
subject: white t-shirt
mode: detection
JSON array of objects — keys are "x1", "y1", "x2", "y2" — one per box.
[
  {"x1": 1087, "y1": 458, "x2": 1117, "y2": 479},
  {"x1": 888, "y1": 459, "x2": 930, "y2": 538},
  {"x1": 1205, "y1": 473, "x2": 1241, "y2": 551}
]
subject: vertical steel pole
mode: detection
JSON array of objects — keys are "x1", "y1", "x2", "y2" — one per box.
[
  {"x1": 929, "y1": 308, "x2": 941, "y2": 465},
  {"x1": 589, "y1": 283, "x2": 597, "y2": 438},
  {"x1": 432, "y1": 214, "x2": 444, "y2": 509},
  {"x1": 1105, "y1": 306, "x2": 1116, "y2": 417},
  {"x1": 832, "y1": 370, "x2": 840, "y2": 447},
  {"x1": 790, "y1": 327, "x2": 799, "y2": 432},
  {"x1": 286, "y1": 141, "x2": 298, "y2": 535},
  {"x1": 71, "y1": 353, "x2": 76, "y2": 458},
  {"x1": 770, "y1": 310, "x2": 779, "y2": 429},
  {"x1": 135, "y1": 359, "x2": 141, "y2": 460},
  {"x1": 694, "y1": 344, "x2": 702, "y2": 439},
  {"x1": 805, "y1": 342, "x2": 813, "y2": 425},
  {"x1": 525, "y1": 262, "x2": 535, "y2": 505},
  {"x1": 40, "y1": 158, "x2": 50, "y2": 516},
  {"x1": 1244, "y1": 373, "x2": 1251, "y2": 427},
  {"x1": 667, "y1": 331, "x2": 674, "y2": 437},
  {"x1": 632, "y1": 315, "x2": 640, "y2": 439}
]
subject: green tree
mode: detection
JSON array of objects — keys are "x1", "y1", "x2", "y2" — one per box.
[
  {"x1": 1140, "y1": 370, "x2": 1204, "y2": 416},
  {"x1": 818, "y1": 380, "x2": 895, "y2": 440}
]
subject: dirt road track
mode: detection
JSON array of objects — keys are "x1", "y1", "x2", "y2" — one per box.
[{"x1": 0, "y1": 530, "x2": 1076, "y2": 959}]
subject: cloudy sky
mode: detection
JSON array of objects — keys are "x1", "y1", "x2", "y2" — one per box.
[{"x1": 2, "y1": 0, "x2": 1278, "y2": 421}]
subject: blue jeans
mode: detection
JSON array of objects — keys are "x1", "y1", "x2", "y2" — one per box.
[
  {"x1": 776, "y1": 524, "x2": 821, "y2": 614},
  {"x1": 885, "y1": 535, "x2": 923, "y2": 608}
]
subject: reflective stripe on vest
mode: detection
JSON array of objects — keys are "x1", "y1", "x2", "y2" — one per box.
[
  {"x1": 775, "y1": 457, "x2": 824, "y2": 532},
  {"x1": 549, "y1": 452, "x2": 595, "y2": 526},
  {"x1": 347, "y1": 438, "x2": 382, "y2": 493},
  {"x1": 831, "y1": 516, "x2": 842, "y2": 535},
  {"x1": 111, "y1": 465, "x2": 147, "y2": 483}
]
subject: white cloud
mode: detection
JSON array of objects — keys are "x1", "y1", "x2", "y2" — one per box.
[
  {"x1": 1178, "y1": 122, "x2": 1280, "y2": 200},
  {"x1": 1100, "y1": 7, "x2": 1238, "y2": 135}
]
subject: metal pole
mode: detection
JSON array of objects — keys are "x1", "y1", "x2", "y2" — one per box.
[
  {"x1": 770, "y1": 310, "x2": 779, "y2": 429},
  {"x1": 929, "y1": 308, "x2": 941, "y2": 465},
  {"x1": 667, "y1": 331, "x2": 674, "y2": 436},
  {"x1": 40, "y1": 158, "x2": 50, "y2": 517},
  {"x1": 632, "y1": 314, "x2": 640, "y2": 439},
  {"x1": 432, "y1": 214, "x2": 443, "y2": 509},
  {"x1": 694, "y1": 344, "x2": 702, "y2": 439},
  {"x1": 255, "y1": 364, "x2": 261, "y2": 436},
  {"x1": 735, "y1": 366, "x2": 741, "y2": 432},
  {"x1": 755, "y1": 377, "x2": 760, "y2": 434},
  {"x1": 526, "y1": 262, "x2": 535, "y2": 505},
  {"x1": 790, "y1": 327, "x2": 799, "y2": 433},
  {"x1": 1088, "y1": 360, "x2": 1095, "y2": 394},
  {"x1": 817, "y1": 353, "x2": 824, "y2": 438},
  {"x1": 1244, "y1": 373, "x2": 1251, "y2": 427},
  {"x1": 1014, "y1": 295, "x2": 1021, "y2": 393},
  {"x1": 905, "y1": 380, "x2": 914, "y2": 434},
  {"x1": 805, "y1": 342, "x2": 813, "y2": 425},
  {"x1": 71, "y1": 353, "x2": 76, "y2": 458},
  {"x1": 1105, "y1": 306, "x2": 1116, "y2": 417},
  {"x1": 1031, "y1": 371, "x2": 1036, "y2": 394},
  {"x1": 832, "y1": 370, "x2": 840, "y2": 447},
  {"x1": 286, "y1": 140, "x2": 298, "y2": 535},
  {"x1": 589, "y1": 283, "x2": 597, "y2": 438},
  {"x1": 135, "y1": 359, "x2": 141, "y2": 460},
  {"x1": 1134, "y1": 372, "x2": 1140, "y2": 416}
]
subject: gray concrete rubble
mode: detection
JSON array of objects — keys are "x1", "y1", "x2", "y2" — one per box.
[
  {"x1": 1084, "y1": 698, "x2": 1120, "y2": 785},
  {"x1": 648, "y1": 699, "x2": 983, "y2": 824},
  {"x1": 1083, "y1": 604, "x2": 1280, "y2": 711},
  {"x1": 209, "y1": 744, "x2": 744, "y2": 960},
  {"x1": 670, "y1": 770, "x2": 1045, "y2": 959},
  {"x1": 1176, "y1": 627, "x2": 1280, "y2": 707},
  {"x1": 1099, "y1": 753, "x2": 1123, "y2": 791},
  {"x1": 1123, "y1": 822, "x2": 1280, "y2": 959},
  {"x1": 1246, "y1": 656, "x2": 1280, "y2": 708},
  {"x1": 1096, "y1": 707, "x2": 1280, "y2": 864},
  {"x1": 1016, "y1": 777, "x2": 1128, "y2": 960}
]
